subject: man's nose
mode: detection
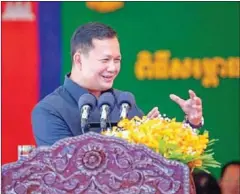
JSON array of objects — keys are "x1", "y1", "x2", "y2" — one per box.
[{"x1": 107, "y1": 60, "x2": 117, "y2": 72}]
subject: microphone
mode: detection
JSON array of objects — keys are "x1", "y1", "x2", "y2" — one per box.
[
  {"x1": 78, "y1": 93, "x2": 97, "y2": 133},
  {"x1": 117, "y1": 92, "x2": 135, "y2": 119},
  {"x1": 98, "y1": 92, "x2": 115, "y2": 130}
]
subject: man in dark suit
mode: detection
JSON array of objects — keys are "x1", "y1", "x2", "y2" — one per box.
[{"x1": 31, "y1": 22, "x2": 203, "y2": 147}]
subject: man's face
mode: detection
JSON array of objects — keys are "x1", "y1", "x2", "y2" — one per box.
[
  {"x1": 220, "y1": 165, "x2": 240, "y2": 194},
  {"x1": 78, "y1": 37, "x2": 121, "y2": 91}
]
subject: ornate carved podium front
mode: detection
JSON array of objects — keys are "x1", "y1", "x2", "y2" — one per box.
[{"x1": 2, "y1": 132, "x2": 195, "y2": 194}]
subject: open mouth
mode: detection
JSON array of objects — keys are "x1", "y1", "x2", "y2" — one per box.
[{"x1": 101, "y1": 75, "x2": 114, "y2": 82}]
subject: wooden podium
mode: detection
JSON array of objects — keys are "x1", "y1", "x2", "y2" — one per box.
[{"x1": 2, "y1": 132, "x2": 196, "y2": 193}]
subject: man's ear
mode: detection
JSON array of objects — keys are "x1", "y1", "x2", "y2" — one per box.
[{"x1": 73, "y1": 52, "x2": 82, "y2": 70}]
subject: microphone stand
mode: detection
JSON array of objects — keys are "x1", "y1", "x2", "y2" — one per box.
[
  {"x1": 89, "y1": 121, "x2": 118, "y2": 129},
  {"x1": 81, "y1": 121, "x2": 119, "y2": 134}
]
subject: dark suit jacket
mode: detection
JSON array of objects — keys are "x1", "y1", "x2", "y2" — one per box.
[{"x1": 31, "y1": 75, "x2": 144, "y2": 147}]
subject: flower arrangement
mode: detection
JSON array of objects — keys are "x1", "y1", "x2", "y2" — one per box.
[
  {"x1": 102, "y1": 116, "x2": 220, "y2": 173},
  {"x1": 86, "y1": 2, "x2": 124, "y2": 13}
]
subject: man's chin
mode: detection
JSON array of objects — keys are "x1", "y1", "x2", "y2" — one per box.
[{"x1": 100, "y1": 83, "x2": 113, "y2": 90}]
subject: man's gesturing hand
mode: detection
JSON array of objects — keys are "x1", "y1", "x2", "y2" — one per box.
[{"x1": 170, "y1": 90, "x2": 203, "y2": 126}]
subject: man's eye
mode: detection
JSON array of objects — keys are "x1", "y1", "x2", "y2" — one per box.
[
  {"x1": 101, "y1": 59, "x2": 109, "y2": 63},
  {"x1": 114, "y1": 59, "x2": 121, "y2": 63}
]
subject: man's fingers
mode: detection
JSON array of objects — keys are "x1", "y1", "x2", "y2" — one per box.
[
  {"x1": 189, "y1": 90, "x2": 196, "y2": 100},
  {"x1": 193, "y1": 97, "x2": 202, "y2": 105},
  {"x1": 147, "y1": 107, "x2": 158, "y2": 117},
  {"x1": 151, "y1": 110, "x2": 160, "y2": 118},
  {"x1": 189, "y1": 90, "x2": 202, "y2": 105},
  {"x1": 147, "y1": 107, "x2": 160, "y2": 119},
  {"x1": 170, "y1": 94, "x2": 185, "y2": 107},
  {"x1": 192, "y1": 104, "x2": 202, "y2": 111}
]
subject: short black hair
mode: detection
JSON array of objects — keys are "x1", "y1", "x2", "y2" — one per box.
[
  {"x1": 70, "y1": 22, "x2": 117, "y2": 58},
  {"x1": 220, "y1": 161, "x2": 240, "y2": 178}
]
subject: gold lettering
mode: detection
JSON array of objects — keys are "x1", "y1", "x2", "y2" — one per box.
[
  {"x1": 227, "y1": 57, "x2": 240, "y2": 78},
  {"x1": 213, "y1": 57, "x2": 227, "y2": 78},
  {"x1": 181, "y1": 58, "x2": 192, "y2": 79},
  {"x1": 169, "y1": 58, "x2": 182, "y2": 79},
  {"x1": 154, "y1": 50, "x2": 170, "y2": 79},
  {"x1": 135, "y1": 51, "x2": 153, "y2": 80},
  {"x1": 134, "y1": 50, "x2": 239, "y2": 88},
  {"x1": 169, "y1": 57, "x2": 192, "y2": 80},
  {"x1": 202, "y1": 58, "x2": 219, "y2": 88},
  {"x1": 192, "y1": 59, "x2": 202, "y2": 79}
]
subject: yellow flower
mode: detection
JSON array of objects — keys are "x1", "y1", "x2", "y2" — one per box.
[
  {"x1": 188, "y1": 159, "x2": 203, "y2": 168},
  {"x1": 101, "y1": 116, "x2": 218, "y2": 172}
]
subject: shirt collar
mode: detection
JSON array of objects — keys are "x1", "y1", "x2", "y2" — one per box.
[
  {"x1": 63, "y1": 74, "x2": 89, "y2": 103},
  {"x1": 63, "y1": 73, "x2": 114, "y2": 103}
]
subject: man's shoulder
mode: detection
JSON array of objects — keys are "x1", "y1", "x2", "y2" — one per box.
[
  {"x1": 112, "y1": 88, "x2": 131, "y2": 96},
  {"x1": 112, "y1": 88, "x2": 138, "y2": 99},
  {"x1": 32, "y1": 86, "x2": 66, "y2": 113}
]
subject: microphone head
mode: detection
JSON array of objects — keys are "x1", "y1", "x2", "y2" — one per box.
[
  {"x1": 117, "y1": 92, "x2": 136, "y2": 108},
  {"x1": 98, "y1": 92, "x2": 115, "y2": 111},
  {"x1": 78, "y1": 93, "x2": 97, "y2": 110}
]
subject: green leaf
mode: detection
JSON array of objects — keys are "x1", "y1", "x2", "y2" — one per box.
[
  {"x1": 205, "y1": 149, "x2": 213, "y2": 153},
  {"x1": 166, "y1": 143, "x2": 178, "y2": 150},
  {"x1": 196, "y1": 166, "x2": 211, "y2": 173},
  {"x1": 207, "y1": 139, "x2": 219, "y2": 147},
  {"x1": 168, "y1": 152, "x2": 183, "y2": 159},
  {"x1": 158, "y1": 138, "x2": 167, "y2": 154}
]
